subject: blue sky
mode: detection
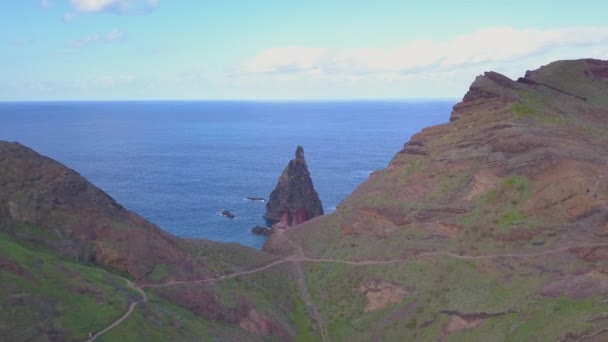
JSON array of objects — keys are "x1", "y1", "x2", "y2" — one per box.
[{"x1": 3, "y1": 0, "x2": 608, "y2": 100}]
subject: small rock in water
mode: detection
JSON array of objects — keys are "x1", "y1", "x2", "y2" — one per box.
[
  {"x1": 251, "y1": 226, "x2": 273, "y2": 236},
  {"x1": 246, "y1": 197, "x2": 266, "y2": 202},
  {"x1": 221, "y1": 209, "x2": 235, "y2": 219}
]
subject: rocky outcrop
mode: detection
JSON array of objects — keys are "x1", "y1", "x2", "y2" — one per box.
[
  {"x1": 251, "y1": 226, "x2": 273, "y2": 236},
  {"x1": 221, "y1": 209, "x2": 235, "y2": 219},
  {"x1": 264, "y1": 146, "x2": 323, "y2": 227},
  {"x1": 246, "y1": 197, "x2": 266, "y2": 202}
]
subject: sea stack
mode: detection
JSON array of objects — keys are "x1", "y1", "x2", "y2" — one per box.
[{"x1": 264, "y1": 146, "x2": 323, "y2": 228}]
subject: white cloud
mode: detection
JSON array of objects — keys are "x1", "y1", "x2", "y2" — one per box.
[
  {"x1": 69, "y1": 0, "x2": 158, "y2": 14},
  {"x1": 65, "y1": 29, "x2": 124, "y2": 48},
  {"x1": 70, "y1": 0, "x2": 120, "y2": 12},
  {"x1": 245, "y1": 47, "x2": 328, "y2": 74},
  {"x1": 40, "y1": 0, "x2": 51, "y2": 8},
  {"x1": 62, "y1": 12, "x2": 78, "y2": 23},
  {"x1": 242, "y1": 26, "x2": 608, "y2": 77}
]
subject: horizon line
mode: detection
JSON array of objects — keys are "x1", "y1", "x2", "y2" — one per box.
[{"x1": 0, "y1": 97, "x2": 460, "y2": 103}]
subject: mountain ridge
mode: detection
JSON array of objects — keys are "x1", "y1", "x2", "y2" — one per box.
[{"x1": 261, "y1": 58, "x2": 608, "y2": 340}]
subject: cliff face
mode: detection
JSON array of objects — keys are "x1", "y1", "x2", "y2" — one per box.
[
  {"x1": 264, "y1": 146, "x2": 324, "y2": 227},
  {"x1": 267, "y1": 58, "x2": 608, "y2": 255},
  {"x1": 262, "y1": 59, "x2": 608, "y2": 340}
]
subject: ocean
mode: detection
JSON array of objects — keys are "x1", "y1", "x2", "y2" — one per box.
[{"x1": 0, "y1": 100, "x2": 454, "y2": 249}]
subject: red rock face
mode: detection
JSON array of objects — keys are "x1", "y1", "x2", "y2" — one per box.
[
  {"x1": 591, "y1": 67, "x2": 608, "y2": 78},
  {"x1": 292, "y1": 207, "x2": 308, "y2": 226},
  {"x1": 279, "y1": 208, "x2": 290, "y2": 226}
]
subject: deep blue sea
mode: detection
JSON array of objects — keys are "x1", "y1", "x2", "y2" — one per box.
[{"x1": 0, "y1": 101, "x2": 454, "y2": 249}]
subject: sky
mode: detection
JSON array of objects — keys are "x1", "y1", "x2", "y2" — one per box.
[{"x1": 2, "y1": 0, "x2": 608, "y2": 101}]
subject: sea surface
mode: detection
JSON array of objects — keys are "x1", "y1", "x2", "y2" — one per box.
[{"x1": 0, "y1": 101, "x2": 454, "y2": 249}]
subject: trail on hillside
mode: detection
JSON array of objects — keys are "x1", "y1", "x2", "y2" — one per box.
[
  {"x1": 88, "y1": 241, "x2": 608, "y2": 341},
  {"x1": 576, "y1": 327, "x2": 608, "y2": 341},
  {"x1": 293, "y1": 261, "x2": 329, "y2": 342},
  {"x1": 277, "y1": 228, "x2": 305, "y2": 256},
  {"x1": 281, "y1": 229, "x2": 329, "y2": 342},
  {"x1": 140, "y1": 258, "x2": 294, "y2": 288},
  {"x1": 286, "y1": 242, "x2": 608, "y2": 266},
  {"x1": 85, "y1": 279, "x2": 147, "y2": 342}
]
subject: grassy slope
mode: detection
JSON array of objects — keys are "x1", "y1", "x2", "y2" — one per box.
[
  {"x1": 1, "y1": 223, "x2": 298, "y2": 342},
  {"x1": 276, "y1": 59, "x2": 608, "y2": 340},
  {"x1": 148, "y1": 261, "x2": 319, "y2": 341},
  {"x1": 301, "y1": 254, "x2": 608, "y2": 341},
  {"x1": 0, "y1": 232, "x2": 133, "y2": 341},
  {"x1": 96, "y1": 292, "x2": 218, "y2": 342}
]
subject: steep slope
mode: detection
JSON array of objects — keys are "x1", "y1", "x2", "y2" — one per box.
[
  {"x1": 2, "y1": 229, "x2": 301, "y2": 342},
  {"x1": 0, "y1": 141, "x2": 278, "y2": 283},
  {"x1": 0, "y1": 232, "x2": 135, "y2": 341},
  {"x1": 265, "y1": 59, "x2": 608, "y2": 340}
]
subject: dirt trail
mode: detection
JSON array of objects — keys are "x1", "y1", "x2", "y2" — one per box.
[
  {"x1": 85, "y1": 279, "x2": 147, "y2": 342},
  {"x1": 293, "y1": 261, "x2": 329, "y2": 342},
  {"x1": 282, "y1": 230, "x2": 329, "y2": 342},
  {"x1": 576, "y1": 327, "x2": 608, "y2": 341},
  {"x1": 278, "y1": 228, "x2": 305, "y2": 256},
  {"x1": 140, "y1": 258, "x2": 294, "y2": 289},
  {"x1": 87, "y1": 241, "x2": 608, "y2": 341},
  {"x1": 288, "y1": 242, "x2": 608, "y2": 266}
]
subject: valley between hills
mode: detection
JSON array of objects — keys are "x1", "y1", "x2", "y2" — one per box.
[{"x1": 2, "y1": 58, "x2": 608, "y2": 341}]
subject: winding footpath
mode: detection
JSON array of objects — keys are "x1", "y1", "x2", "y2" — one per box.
[
  {"x1": 85, "y1": 280, "x2": 147, "y2": 342},
  {"x1": 86, "y1": 238, "x2": 608, "y2": 341},
  {"x1": 278, "y1": 229, "x2": 329, "y2": 342}
]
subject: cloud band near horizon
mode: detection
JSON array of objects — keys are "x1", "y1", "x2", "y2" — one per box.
[{"x1": 243, "y1": 26, "x2": 608, "y2": 77}]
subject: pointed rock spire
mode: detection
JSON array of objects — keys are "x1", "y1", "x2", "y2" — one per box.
[
  {"x1": 264, "y1": 146, "x2": 323, "y2": 227},
  {"x1": 295, "y1": 145, "x2": 305, "y2": 161}
]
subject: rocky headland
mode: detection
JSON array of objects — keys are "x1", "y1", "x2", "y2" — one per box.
[{"x1": 262, "y1": 59, "x2": 608, "y2": 340}]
